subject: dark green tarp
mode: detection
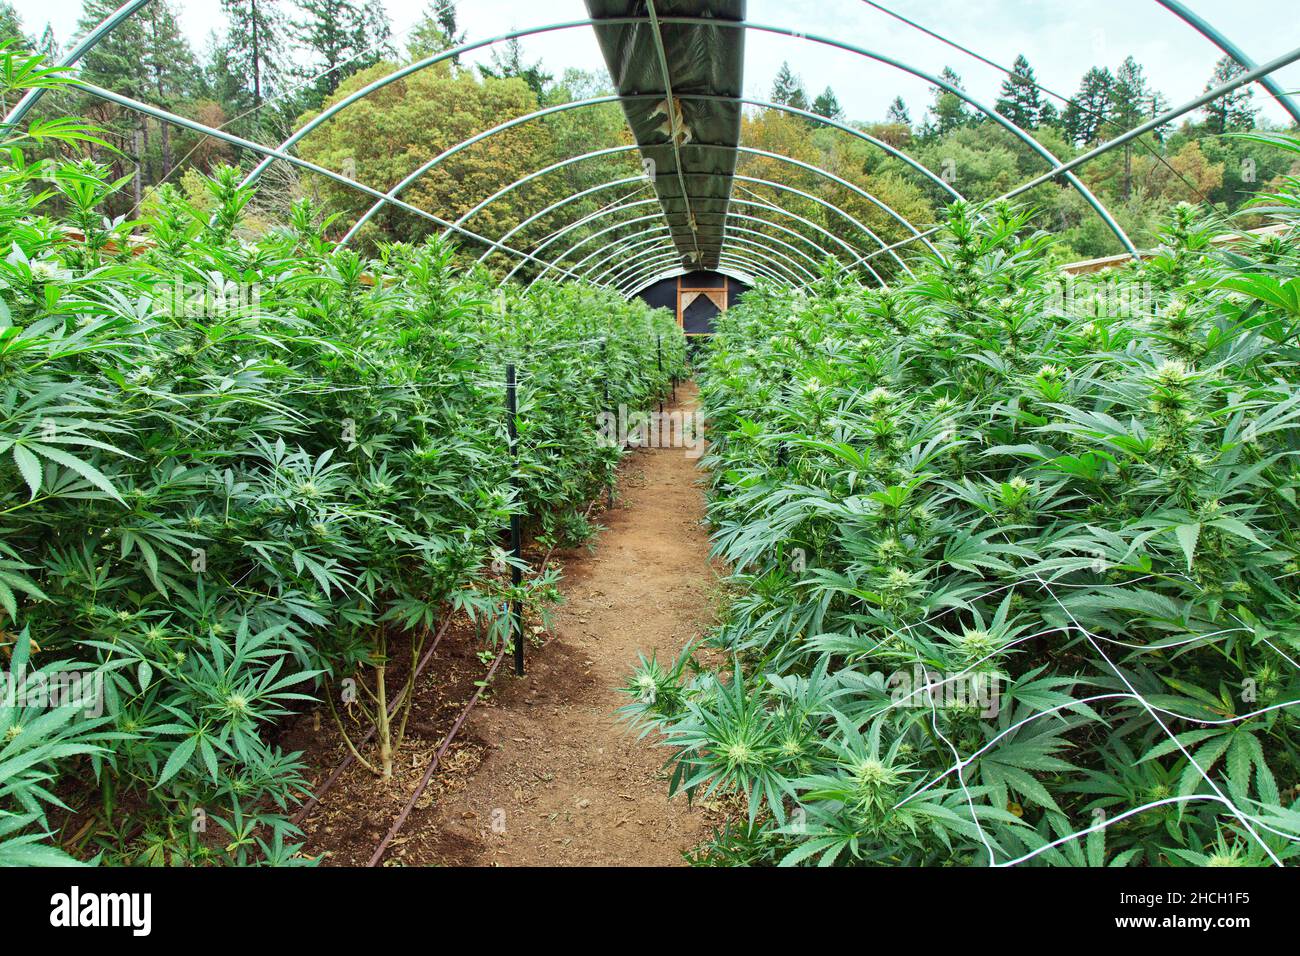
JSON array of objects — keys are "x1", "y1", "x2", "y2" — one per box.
[{"x1": 584, "y1": 1, "x2": 746, "y2": 270}]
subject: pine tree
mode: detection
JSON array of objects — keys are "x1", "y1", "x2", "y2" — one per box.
[
  {"x1": 1061, "y1": 66, "x2": 1114, "y2": 145},
  {"x1": 811, "y1": 86, "x2": 843, "y2": 121},
  {"x1": 298, "y1": 0, "x2": 393, "y2": 99},
  {"x1": 1110, "y1": 56, "x2": 1157, "y2": 131},
  {"x1": 409, "y1": 1, "x2": 464, "y2": 62},
  {"x1": 477, "y1": 37, "x2": 551, "y2": 100},
  {"x1": 220, "y1": 0, "x2": 288, "y2": 110},
  {"x1": 1202, "y1": 55, "x2": 1256, "y2": 133},
  {"x1": 140, "y1": 2, "x2": 197, "y2": 180},
  {"x1": 1109, "y1": 56, "x2": 1165, "y2": 200},
  {"x1": 77, "y1": 0, "x2": 152, "y2": 204},
  {"x1": 925, "y1": 66, "x2": 968, "y2": 136},
  {"x1": 37, "y1": 24, "x2": 58, "y2": 59},
  {"x1": 885, "y1": 95, "x2": 911, "y2": 127},
  {"x1": 994, "y1": 54, "x2": 1044, "y2": 129},
  {"x1": 770, "y1": 61, "x2": 809, "y2": 112},
  {"x1": 0, "y1": 2, "x2": 28, "y2": 49},
  {"x1": 203, "y1": 31, "x2": 247, "y2": 109}
]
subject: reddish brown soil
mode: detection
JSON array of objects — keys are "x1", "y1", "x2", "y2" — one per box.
[{"x1": 288, "y1": 382, "x2": 726, "y2": 866}]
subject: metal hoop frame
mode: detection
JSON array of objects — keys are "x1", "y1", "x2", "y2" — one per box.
[
  {"x1": 457, "y1": 142, "x2": 921, "y2": 278},
  {"x1": 14, "y1": 2, "x2": 1298, "y2": 296}
]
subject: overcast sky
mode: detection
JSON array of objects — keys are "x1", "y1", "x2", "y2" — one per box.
[{"x1": 13, "y1": 0, "x2": 1300, "y2": 126}]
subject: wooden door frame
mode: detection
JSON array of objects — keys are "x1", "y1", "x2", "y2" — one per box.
[{"x1": 676, "y1": 275, "x2": 729, "y2": 337}]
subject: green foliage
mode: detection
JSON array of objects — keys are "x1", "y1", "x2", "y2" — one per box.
[
  {"x1": 0, "y1": 64, "x2": 685, "y2": 863},
  {"x1": 625, "y1": 180, "x2": 1300, "y2": 866}
]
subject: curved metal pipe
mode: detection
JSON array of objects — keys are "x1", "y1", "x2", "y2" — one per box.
[
  {"x1": 600, "y1": 234, "x2": 812, "y2": 289},
  {"x1": 523, "y1": 209, "x2": 668, "y2": 285},
  {"x1": 654, "y1": 17, "x2": 1137, "y2": 256},
  {"x1": 720, "y1": 223, "x2": 823, "y2": 272},
  {"x1": 618, "y1": 252, "x2": 789, "y2": 295},
  {"x1": 240, "y1": 17, "x2": 648, "y2": 188},
  {"x1": 1156, "y1": 0, "x2": 1300, "y2": 126},
  {"x1": 731, "y1": 175, "x2": 898, "y2": 279},
  {"x1": 340, "y1": 90, "x2": 928, "y2": 273},
  {"x1": 729, "y1": 195, "x2": 873, "y2": 273},
  {"x1": 493, "y1": 167, "x2": 890, "y2": 285},
  {"x1": 521, "y1": 201, "x2": 668, "y2": 282},
  {"x1": 345, "y1": 94, "x2": 924, "y2": 276},
  {"x1": 52, "y1": 9, "x2": 1267, "y2": 266},
  {"x1": 460, "y1": 142, "x2": 922, "y2": 276},
  {"x1": 614, "y1": 252, "x2": 790, "y2": 294},
  {"x1": 606, "y1": 243, "x2": 799, "y2": 290},
  {"x1": 573, "y1": 229, "x2": 683, "y2": 280},
  {"x1": 67, "y1": 80, "x2": 591, "y2": 281},
  {"x1": 524, "y1": 182, "x2": 894, "y2": 287},
  {"x1": 461, "y1": 157, "x2": 647, "y2": 243},
  {"x1": 340, "y1": 93, "x2": 628, "y2": 245},
  {"x1": 631, "y1": 246, "x2": 801, "y2": 290},
  {"x1": 622, "y1": 265, "x2": 758, "y2": 298},
  {"x1": 603, "y1": 230, "x2": 816, "y2": 286},
  {"x1": 574, "y1": 208, "x2": 842, "y2": 285},
  {"x1": 735, "y1": 145, "x2": 936, "y2": 258},
  {"x1": 472, "y1": 145, "x2": 909, "y2": 270},
  {"x1": 1, "y1": 0, "x2": 154, "y2": 128}
]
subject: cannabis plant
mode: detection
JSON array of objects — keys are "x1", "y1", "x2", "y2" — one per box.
[{"x1": 627, "y1": 176, "x2": 1300, "y2": 867}]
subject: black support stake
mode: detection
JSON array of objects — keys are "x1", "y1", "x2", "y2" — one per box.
[
  {"x1": 506, "y1": 363, "x2": 524, "y2": 677},
  {"x1": 657, "y1": 333, "x2": 664, "y2": 414},
  {"x1": 602, "y1": 337, "x2": 614, "y2": 511}
]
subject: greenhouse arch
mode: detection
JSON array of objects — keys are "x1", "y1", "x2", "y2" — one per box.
[
  {"x1": 7, "y1": 0, "x2": 1298, "y2": 294},
  {"x1": 2, "y1": 0, "x2": 1300, "y2": 881}
]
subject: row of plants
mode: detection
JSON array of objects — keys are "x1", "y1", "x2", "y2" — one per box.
[
  {"x1": 625, "y1": 134, "x2": 1300, "y2": 866},
  {"x1": 0, "y1": 60, "x2": 686, "y2": 865}
]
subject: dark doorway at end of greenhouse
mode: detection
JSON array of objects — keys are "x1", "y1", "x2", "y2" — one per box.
[{"x1": 635, "y1": 271, "x2": 748, "y2": 337}]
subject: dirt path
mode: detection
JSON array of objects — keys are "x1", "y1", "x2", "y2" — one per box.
[{"x1": 396, "y1": 381, "x2": 723, "y2": 865}]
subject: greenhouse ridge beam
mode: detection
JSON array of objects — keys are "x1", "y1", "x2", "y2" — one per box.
[
  {"x1": 645, "y1": 0, "x2": 704, "y2": 265},
  {"x1": 585, "y1": 0, "x2": 746, "y2": 271}
]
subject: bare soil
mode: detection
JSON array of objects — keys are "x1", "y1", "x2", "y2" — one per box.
[{"x1": 288, "y1": 382, "x2": 726, "y2": 866}]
